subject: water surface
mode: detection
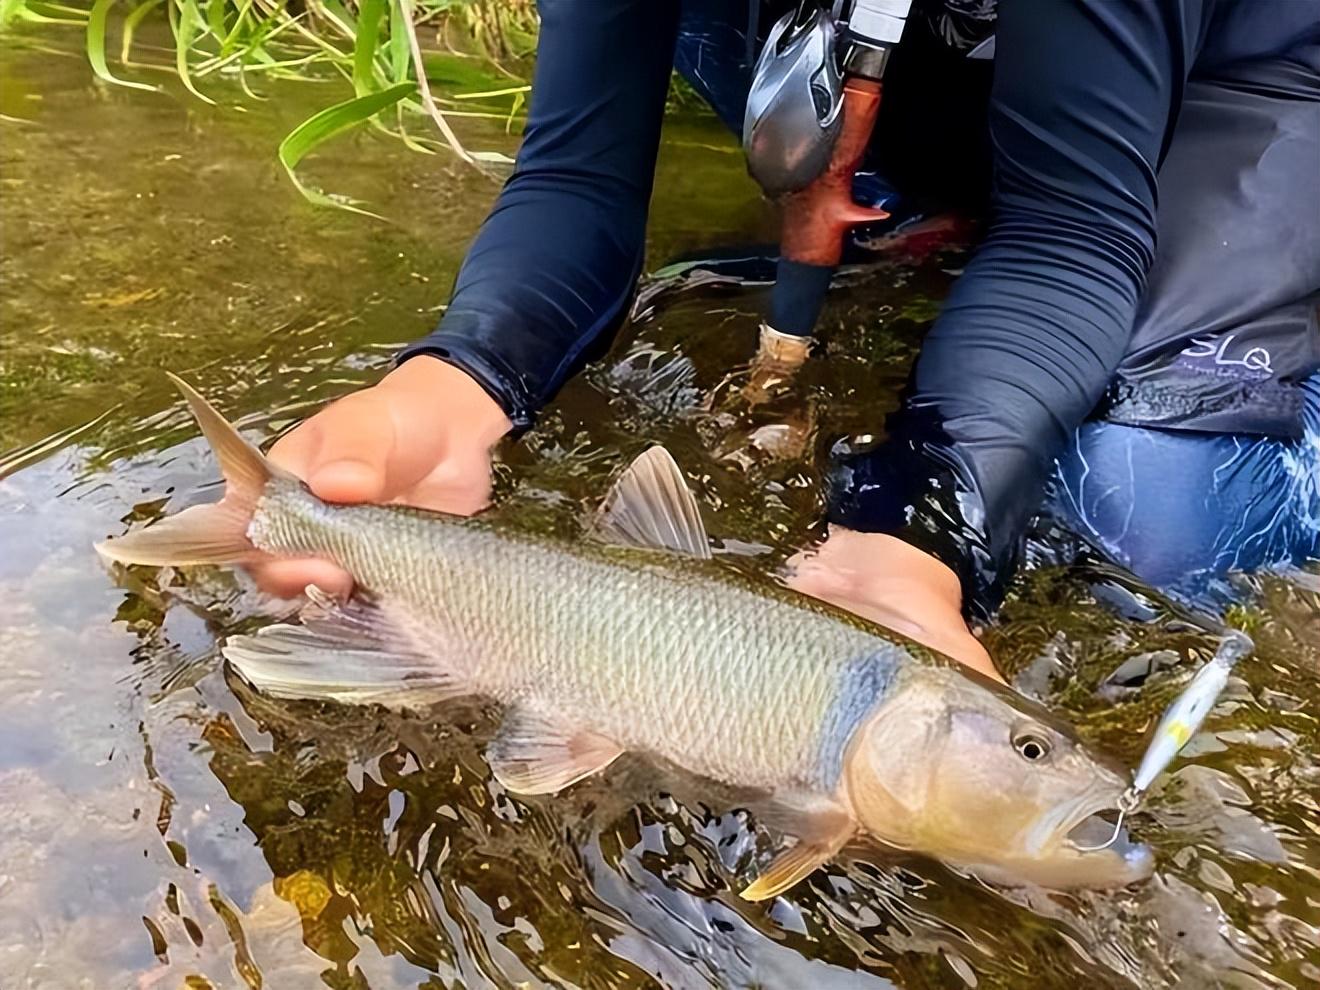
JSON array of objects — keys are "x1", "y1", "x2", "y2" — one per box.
[{"x1": 2, "y1": 30, "x2": 1318, "y2": 990}]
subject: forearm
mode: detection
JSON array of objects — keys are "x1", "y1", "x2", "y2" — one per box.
[
  {"x1": 832, "y1": 0, "x2": 1212, "y2": 615},
  {"x1": 906, "y1": 205, "x2": 1154, "y2": 534},
  {"x1": 400, "y1": 0, "x2": 680, "y2": 428},
  {"x1": 402, "y1": 171, "x2": 653, "y2": 427}
]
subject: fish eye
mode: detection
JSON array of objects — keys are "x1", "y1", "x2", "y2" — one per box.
[{"x1": 1013, "y1": 729, "x2": 1052, "y2": 762}]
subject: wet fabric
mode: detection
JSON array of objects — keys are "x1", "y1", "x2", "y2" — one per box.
[
  {"x1": 399, "y1": 0, "x2": 1320, "y2": 616},
  {"x1": 1095, "y1": 72, "x2": 1320, "y2": 439},
  {"x1": 826, "y1": 1, "x2": 1320, "y2": 615},
  {"x1": 399, "y1": 0, "x2": 684, "y2": 430},
  {"x1": 1049, "y1": 375, "x2": 1320, "y2": 612}
]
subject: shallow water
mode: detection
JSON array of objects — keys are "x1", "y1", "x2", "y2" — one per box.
[{"x1": 2, "y1": 30, "x2": 1319, "y2": 990}]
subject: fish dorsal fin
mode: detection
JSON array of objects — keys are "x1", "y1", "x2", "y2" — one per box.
[
  {"x1": 222, "y1": 585, "x2": 467, "y2": 708},
  {"x1": 592, "y1": 446, "x2": 712, "y2": 559},
  {"x1": 488, "y1": 707, "x2": 623, "y2": 795}
]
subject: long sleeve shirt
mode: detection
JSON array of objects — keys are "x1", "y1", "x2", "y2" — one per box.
[{"x1": 400, "y1": 0, "x2": 1320, "y2": 615}]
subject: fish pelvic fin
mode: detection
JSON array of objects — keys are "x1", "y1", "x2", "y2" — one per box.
[
  {"x1": 741, "y1": 795, "x2": 854, "y2": 902},
  {"x1": 488, "y1": 706, "x2": 623, "y2": 795},
  {"x1": 224, "y1": 586, "x2": 465, "y2": 708},
  {"x1": 591, "y1": 446, "x2": 712, "y2": 559},
  {"x1": 96, "y1": 373, "x2": 289, "y2": 566}
]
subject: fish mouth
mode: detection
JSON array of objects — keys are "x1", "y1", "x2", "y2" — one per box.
[
  {"x1": 1030, "y1": 787, "x2": 1150, "y2": 861},
  {"x1": 1063, "y1": 808, "x2": 1136, "y2": 852},
  {"x1": 1053, "y1": 796, "x2": 1154, "y2": 880}
]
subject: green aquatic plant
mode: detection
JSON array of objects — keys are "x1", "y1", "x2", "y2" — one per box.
[
  {"x1": 5, "y1": 0, "x2": 709, "y2": 210},
  {"x1": 1, "y1": 0, "x2": 90, "y2": 27},
  {"x1": 46, "y1": 0, "x2": 537, "y2": 208}
]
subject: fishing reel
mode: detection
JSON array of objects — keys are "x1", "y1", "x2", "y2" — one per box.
[{"x1": 742, "y1": 0, "x2": 913, "y2": 197}]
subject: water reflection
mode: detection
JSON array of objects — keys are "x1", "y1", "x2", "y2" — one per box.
[{"x1": 2, "y1": 28, "x2": 1318, "y2": 990}]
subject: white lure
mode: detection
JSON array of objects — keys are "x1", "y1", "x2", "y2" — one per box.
[
  {"x1": 1132, "y1": 630, "x2": 1254, "y2": 793},
  {"x1": 1078, "y1": 630, "x2": 1254, "y2": 851}
]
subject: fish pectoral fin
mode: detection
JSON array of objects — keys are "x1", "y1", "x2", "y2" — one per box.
[
  {"x1": 223, "y1": 586, "x2": 465, "y2": 707},
  {"x1": 488, "y1": 707, "x2": 623, "y2": 796},
  {"x1": 591, "y1": 446, "x2": 713, "y2": 559},
  {"x1": 741, "y1": 797, "x2": 854, "y2": 902},
  {"x1": 740, "y1": 838, "x2": 844, "y2": 902}
]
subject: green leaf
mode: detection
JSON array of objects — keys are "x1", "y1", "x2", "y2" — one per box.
[
  {"x1": 277, "y1": 80, "x2": 415, "y2": 215},
  {"x1": 217, "y1": 0, "x2": 252, "y2": 55},
  {"x1": 422, "y1": 51, "x2": 512, "y2": 92},
  {"x1": 0, "y1": 0, "x2": 26, "y2": 28},
  {"x1": 8, "y1": 0, "x2": 87, "y2": 22},
  {"x1": 122, "y1": 0, "x2": 163, "y2": 64},
  {"x1": 387, "y1": 0, "x2": 409, "y2": 83},
  {"x1": 205, "y1": 0, "x2": 226, "y2": 42},
  {"x1": 351, "y1": 0, "x2": 384, "y2": 96},
  {"x1": 169, "y1": 0, "x2": 216, "y2": 104},
  {"x1": 87, "y1": 0, "x2": 159, "y2": 92},
  {"x1": 315, "y1": 0, "x2": 356, "y2": 39},
  {"x1": 24, "y1": 0, "x2": 88, "y2": 19},
  {"x1": 470, "y1": 150, "x2": 514, "y2": 164}
]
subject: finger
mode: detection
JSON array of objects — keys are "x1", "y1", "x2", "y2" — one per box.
[
  {"x1": 396, "y1": 476, "x2": 490, "y2": 516},
  {"x1": 248, "y1": 556, "x2": 355, "y2": 599},
  {"x1": 266, "y1": 418, "x2": 319, "y2": 477},
  {"x1": 301, "y1": 394, "x2": 396, "y2": 504}
]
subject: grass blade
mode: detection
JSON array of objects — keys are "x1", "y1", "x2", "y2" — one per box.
[
  {"x1": 6, "y1": 0, "x2": 87, "y2": 23},
  {"x1": 310, "y1": 0, "x2": 355, "y2": 41},
  {"x1": 217, "y1": 0, "x2": 252, "y2": 55},
  {"x1": 169, "y1": 0, "x2": 216, "y2": 105},
  {"x1": 205, "y1": 0, "x2": 226, "y2": 42},
  {"x1": 0, "y1": 0, "x2": 25, "y2": 27},
  {"x1": 352, "y1": 0, "x2": 384, "y2": 96},
  {"x1": 277, "y1": 79, "x2": 414, "y2": 215},
  {"x1": 398, "y1": 0, "x2": 472, "y2": 163},
  {"x1": 87, "y1": 0, "x2": 159, "y2": 91},
  {"x1": 121, "y1": 0, "x2": 163, "y2": 64},
  {"x1": 24, "y1": 0, "x2": 87, "y2": 17}
]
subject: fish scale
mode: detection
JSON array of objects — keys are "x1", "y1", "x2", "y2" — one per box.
[{"x1": 249, "y1": 480, "x2": 906, "y2": 794}]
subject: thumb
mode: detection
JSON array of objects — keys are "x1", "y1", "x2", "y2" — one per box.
[{"x1": 302, "y1": 392, "x2": 398, "y2": 504}]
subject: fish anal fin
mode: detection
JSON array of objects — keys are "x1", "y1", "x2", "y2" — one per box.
[
  {"x1": 741, "y1": 795, "x2": 854, "y2": 902},
  {"x1": 223, "y1": 587, "x2": 466, "y2": 708},
  {"x1": 488, "y1": 707, "x2": 623, "y2": 795},
  {"x1": 592, "y1": 446, "x2": 712, "y2": 559}
]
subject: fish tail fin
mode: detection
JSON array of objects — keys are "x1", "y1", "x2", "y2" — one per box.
[{"x1": 96, "y1": 373, "x2": 277, "y2": 566}]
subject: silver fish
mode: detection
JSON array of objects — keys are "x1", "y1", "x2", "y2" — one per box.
[{"x1": 97, "y1": 375, "x2": 1154, "y2": 898}]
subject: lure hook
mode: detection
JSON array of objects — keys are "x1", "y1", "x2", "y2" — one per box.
[{"x1": 1072, "y1": 787, "x2": 1142, "y2": 852}]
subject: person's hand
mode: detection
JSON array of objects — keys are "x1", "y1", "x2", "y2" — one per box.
[
  {"x1": 785, "y1": 527, "x2": 1002, "y2": 681},
  {"x1": 249, "y1": 355, "x2": 512, "y2": 598}
]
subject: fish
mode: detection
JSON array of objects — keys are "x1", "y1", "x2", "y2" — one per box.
[{"x1": 97, "y1": 374, "x2": 1154, "y2": 898}]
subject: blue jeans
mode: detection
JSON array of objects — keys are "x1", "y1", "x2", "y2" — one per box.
[{"x1": 1049, "y1": 376, "x2": 1320, "y2": 608}]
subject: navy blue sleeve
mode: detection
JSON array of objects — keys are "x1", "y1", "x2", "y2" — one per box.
[
  {"x1": 399, "y1": 0, "x2": 681, "y2": 428},
  {"x1": 830, "y1": 0, "x2": 1214, "y2": 616}
]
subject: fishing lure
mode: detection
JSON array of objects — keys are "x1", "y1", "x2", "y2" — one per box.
[{"x1": 1078, "y1": 630, "x2": 1255, "y2": 850}]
